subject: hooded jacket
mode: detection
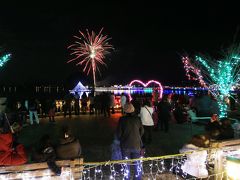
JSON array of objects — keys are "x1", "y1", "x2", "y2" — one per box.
[{"x1": 117, "y1": 114, "x2": 144, "y2": 150}]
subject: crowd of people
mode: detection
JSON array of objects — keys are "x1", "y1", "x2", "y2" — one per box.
[
  {"x1": 0, "y1": 95, "x2": 83, "y2": 176},
  {"x1": 112, "y1": 92, "x2": 238, "y2": 179},
  {"x1": 0, "y1": 90, "x2": 239, "y2": 179},
  {"x1": 0, "y1": 121, "x2": 81, "y2": 176}
]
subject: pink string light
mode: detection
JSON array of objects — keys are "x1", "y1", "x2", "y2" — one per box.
[
  {"x1": 182, "y1": 56, "x2": 207, "y2": 87},
  {"x1": 128, "y1": 79, "x2": 163, "y2": 101}
]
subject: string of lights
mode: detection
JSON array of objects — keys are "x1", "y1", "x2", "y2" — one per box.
[
  {"x1": 0, "y1": 145, "x2": 238, "y2": 179},
  {"x1": 181, "y1": 46, "x2": 240, "y2": 118},
  {"x1": 128, "y1": 79, "x2": 163, "y2": 101},
  {"x1": 0, "y1": 53, "x2": 11, "y2": 67},
  {"x1": 81, "y1": 156, "x2": 226, "y2": 180},
  {"x1": 182, "y1": 56, "x2": 207, "y2": 87},
  {"x1": 80, "y1": 146, "x2": 238, "y2": 180}
]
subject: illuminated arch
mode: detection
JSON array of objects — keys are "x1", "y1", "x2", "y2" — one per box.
[{"x1": 128, "y1": 79, "x2": 163, "y2": 101}]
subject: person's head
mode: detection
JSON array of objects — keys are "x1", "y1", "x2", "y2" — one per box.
[
  {"x1": 211, "y1": 114, "x2": 219, "y2": 123},
  {"x1": 123, "y1": 102, "x2": 135, "y2": 114},
  {"x1": 143, "y1": 99, "x2": 151, "y2": 107},
  {"x1": 189, "y1": 134, "x2": 210, "y2": 148},
  {"x1": 162, "y1": 95, "x2": 168, "y2": 102},
  {"x1": 221, "y1": 118, "x2": 232, "y2": 127},
  {"x1": 39, "y1": 134, "x2": 51, "y2": 148},
  {"x1": 61, "y1": 125, "x2": 72, "y2": 139}
]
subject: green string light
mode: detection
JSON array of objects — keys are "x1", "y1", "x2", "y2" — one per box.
[
  {"x1": 194, "y1": 51, "x2": 240, "y2": 118},
  {"x1": 0, "y1": 53, "x2": 11, "y2": 67}
]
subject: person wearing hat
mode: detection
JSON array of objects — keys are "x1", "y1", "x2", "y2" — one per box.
[{"x1": 116, "y1": 102, "x2": 144, "y2": 180}]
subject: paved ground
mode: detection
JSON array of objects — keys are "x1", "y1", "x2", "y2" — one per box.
[{"x1": 17, "y1": 113, "x2": 207, "y2": 162}]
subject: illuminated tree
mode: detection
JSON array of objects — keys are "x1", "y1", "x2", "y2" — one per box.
[
  {"x1": 0, "y1": 53, "x2": 11, "y2": 68},
  {"x1": 182, "y1": 45, "x2": 240, "y2": 118}
]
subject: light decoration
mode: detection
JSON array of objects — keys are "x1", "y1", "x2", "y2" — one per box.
[
  {"x1": 80, "y1": 149, "x2": 227, "y2": 180},
  {"x1": 226, "y1": 159, "x2": 240, "y2": 179},
  {"x1": 0, "y1": 53, "x2": 11, "y2": 67},
  {"x1": 67, "y1": 28, "x2": 113, "y2": 88},
  {"x1": 181, "y1": 47, "x2": 240, "y2": 118},
  {"x1": 128, "y1": 80, "x2": 163, "y2": 101},
  {"x1": 182, "y1": 56, "x2": 207, "y2": 87},
  {"x1": 226, "y1": 154, "x2": 240, "y2": 179},
  {"x1": 0, "y1": 147, "x2": 233, "y2": 180},
  {"x1": 0, "y1": 167, "x2": 74, "y2": 180}
]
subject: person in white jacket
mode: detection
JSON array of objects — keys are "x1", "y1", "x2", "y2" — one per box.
[
  {"x1": 179, "y1": 134, "x2": 210, "y2": 179},
  {"x1": 140, "y1": 100, "x2": 154, "y2": 145}
]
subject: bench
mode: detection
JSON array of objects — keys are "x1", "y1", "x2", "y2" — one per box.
[{"x1": 0, "y1": 158, "x2": 83, "y2": 179}]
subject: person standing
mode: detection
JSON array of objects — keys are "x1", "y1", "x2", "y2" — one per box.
[
  {"x1": 81, "y1": 92, "x2": 88, "y2": 114},
  {"x1": 28, "y1": 98, "x2": 39, "y2": 125},
  {"x1": 120, "y1": 93, "x2": 127, "y2": 114},
  {"x1": 63, "y1": 94, "x2": 72, "y2": 118},
  {"x1": 110, "y1": 93, "x2": 115, "y2": 114},
  {"x1": 102, "y1": 92, "x2": 111, "y2": 117},
  {"x1": 139, "y1": 100, "x2": 154, "y2": 145},
  {"x1": 89, "y1": 92, "x2": 95, "y2": 115},
  {"x1": 117, "y1": 102, "x2": 144, "y2": 180},
  {"x1": 74, "y1": 92, "x2": 80, "y2": 115},
  {"x1": 48, "y1": 99, "x2": 56, "y2": 123},
  {"x1": 157, "y1": 95, "x2": 172, "y2": 132},
  {"x1": 17, "y1": 101, "x2": 28, "y2": 127}
]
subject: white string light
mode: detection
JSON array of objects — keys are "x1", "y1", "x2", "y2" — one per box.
[{"x1": 0, "y1": 146, "x2": 239, "y2": 179}]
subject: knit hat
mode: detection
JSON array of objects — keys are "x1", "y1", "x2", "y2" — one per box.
[
  {"x1": 123, "y1": 103, "x2": 135, "y2": 113},
  {"x1": 210, "y1": 114, "x2": 219, "y2": 122}
]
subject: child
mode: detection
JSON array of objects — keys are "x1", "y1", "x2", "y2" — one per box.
[{"x1": 111, "y1": 134, "x2": 122, "y2": 160}]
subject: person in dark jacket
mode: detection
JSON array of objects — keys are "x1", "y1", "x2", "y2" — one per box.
[
  {"x1": 218, "y1": 118, "x2": 234, "y2": 140},
  {"x1": 205, "y1": 114, "x2": 222, "y2": 139},
  {"x1": 157, "y1": 95, "x2": 172, "y2": 132},
  {"x1": 56, "y1": 126, "x2": 81, "y2": 160},
  {"x1": 117, "y1": 102, "x2": 144, "y2": 180},
  {"x1": 32, "y1": 134, "x2": 61, "y2": 176}
]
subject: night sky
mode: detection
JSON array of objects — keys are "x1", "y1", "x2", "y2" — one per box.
[{"x1": 0, "y1": 1, "x2": 239, "y2": 87}]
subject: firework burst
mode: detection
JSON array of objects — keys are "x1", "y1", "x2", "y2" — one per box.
[{"x1": 67, "y1": 28, "x2": 113, "y2": 87}]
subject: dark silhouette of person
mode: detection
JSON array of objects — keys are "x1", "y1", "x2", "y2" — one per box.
[
  {"x1": 157, "y1": 95, "x2": 172, "y2": 132},
  {"x1": 74, "y1": 92, "x2": 80, "y2": 115},
  {"x1": 117, "y1": 102, "x2": 144, "y2": 180}
]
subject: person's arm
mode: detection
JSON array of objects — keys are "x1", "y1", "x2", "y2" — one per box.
[{"x1": 139, "y1": 120, "x2": 144, "y2": 137}]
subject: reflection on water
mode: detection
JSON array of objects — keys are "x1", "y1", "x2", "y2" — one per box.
[
  {"x1": 111, "y1": 88, "x2": 154, "y2": 95},
  {"x1": 111, "y1": 88, "x2": 208, "y2": 96}
]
